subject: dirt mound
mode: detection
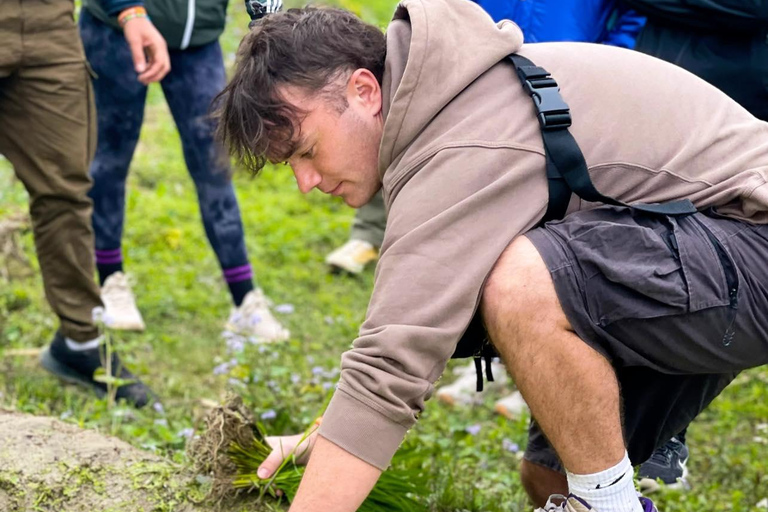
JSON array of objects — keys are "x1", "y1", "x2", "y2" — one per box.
[{"x1": 0, "y1": 410, "x2": 253, "y2": 512}]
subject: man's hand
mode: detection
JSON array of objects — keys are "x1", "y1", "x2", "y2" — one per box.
[
  {"x1": 122, "y1": 16, "x2": 170, "y2": 84},
  {"x1": 258, "y1": 430, "x2": 319, "y2": 479}
]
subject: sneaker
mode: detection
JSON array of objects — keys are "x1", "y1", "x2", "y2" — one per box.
[
  {"x1": 436, "y1": 360, "x2": 508, "y2": 405},
  {"x1": 493, "y1": 390, "x2": 529, "y2": 419},
  {"x1": 101, "y1": 272, "x2": 145, "y2": 331},
  {"x1": 325, "y1": 239, "x2": 379, "y2": 274},
  {"x1": 637, "y1": 437, "x2": 690, "y2": 493},
  {"x1": 40, "y1": 331, "x2": 155, "y2": 408},
  {"x1": 535, "y1": 494, "x2": 658, "y2": 511},
  {"x1": 226, "y1": 288, "x2": 290, "y2": 342}
]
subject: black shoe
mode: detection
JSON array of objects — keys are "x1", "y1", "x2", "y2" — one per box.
[
  {"x1": 40, "y1": 331, "x2": 155, "y2": 408},
  {"x1": 637, "y1": 437, "x2": 691, "y2": 493}
]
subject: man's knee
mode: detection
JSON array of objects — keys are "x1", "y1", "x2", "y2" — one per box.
[{"x1": 480, "y1": 236, "x2": 567, "y2": 342}]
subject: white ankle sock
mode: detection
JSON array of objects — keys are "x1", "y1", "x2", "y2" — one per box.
[
  {"x1": 566, "y1": 452, "x2": 642, "y2": 512},
  {"x1": 65, "y1": 335, "x2": 102, "y2": 351}
]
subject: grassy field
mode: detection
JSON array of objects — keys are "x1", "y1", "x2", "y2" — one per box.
[{"x1": 1, "y1": 1, "x2": 767, "y2": 511}]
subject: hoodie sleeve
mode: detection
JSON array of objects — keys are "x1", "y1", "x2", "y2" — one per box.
[{"x1": 318, "y1": 145, "x2": 548, "y2": 469}]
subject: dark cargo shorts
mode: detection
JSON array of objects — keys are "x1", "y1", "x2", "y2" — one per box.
[{"x1": 521, "y1": 206, "x2": 768, "y2": 473}]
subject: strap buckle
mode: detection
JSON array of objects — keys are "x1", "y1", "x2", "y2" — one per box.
[{"x1": 523, "y1": 78, "x2": 572, "y2": 131}]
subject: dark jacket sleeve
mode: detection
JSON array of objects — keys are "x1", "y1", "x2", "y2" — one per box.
[
  {"x1": 624, "y1": 0, "x2": 768, "y2": 31},
  {"x1": 99, "y1": 0, "x2": 145, "y2": 17}
]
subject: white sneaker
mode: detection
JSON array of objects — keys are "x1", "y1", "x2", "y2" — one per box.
[
  {"x1": 226, "y1": 289, "x2": 290, "y2": 342},
  {"x1": 493, "y1": 390, "x2": 529, "y2": 419},
  {"x1": 100, "y1": 272, "x2": 145, "y2": 331},
  {"x1": 436, "y1": 360, "x2": 508, "y2": 405},
  {"x1": 325, "y1": 239, "x2": 379, "y2": 274}
]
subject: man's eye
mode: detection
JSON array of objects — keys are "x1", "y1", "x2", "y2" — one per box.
[{"x1": 301, "y1": 148, "x2": 314, "y2": 159}]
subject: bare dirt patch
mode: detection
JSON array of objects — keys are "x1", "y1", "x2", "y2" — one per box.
[{"x1": 0, "y1": 410, "x2": 256, "y2": 512}]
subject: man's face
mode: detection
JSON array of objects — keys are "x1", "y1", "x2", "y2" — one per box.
[{"x1": 279, "y1": 70, "x2": 384, "y2": 208}]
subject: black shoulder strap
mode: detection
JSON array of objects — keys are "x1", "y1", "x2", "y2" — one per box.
[{"x1": 507, "y1": 53, "x2": 697, "y2": 222}]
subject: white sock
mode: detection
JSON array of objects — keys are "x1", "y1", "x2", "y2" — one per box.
[
  {"x1": 566, "y1": 452, "x2": 642, "y2": 512},
  {"x1": 65, "y1": 335, "x2": 102, "y2": 351}
]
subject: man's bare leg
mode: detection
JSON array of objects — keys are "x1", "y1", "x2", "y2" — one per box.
[
  {"x1": 520, "y1": 459, "x2": 568, "y2": 507},
  {"x1": 481, "y1": 236, "x2": 638, "y2": 510}
]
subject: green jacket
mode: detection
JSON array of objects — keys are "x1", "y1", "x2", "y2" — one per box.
[{"x1": 84, "y1": 0, "x2": 229, "y2": 50}]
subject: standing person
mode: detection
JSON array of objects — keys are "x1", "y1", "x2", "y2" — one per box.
[
  {"x1": 80, "y1": 0, "x2": 290, "y2": 341},
  {"x1": 217, "y1": 3, "x2": 768, "y2": 511},
  {"x1": 323, "y1": 0, "x2": 646, "y2": 276},
  {"x1": 626, "y1": 0, "x2": 768, "y2": 121},
  {"x1": 1, "y1": 0, "x2": 169, "y2": 407}
]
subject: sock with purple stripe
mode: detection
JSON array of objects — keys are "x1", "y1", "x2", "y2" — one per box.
[
  {"x1": 96, "y1": 248, "x2": 123, "y2": 285},
  {"x1": 224, "y1": 264, "x2": 254, "y2": 306}
]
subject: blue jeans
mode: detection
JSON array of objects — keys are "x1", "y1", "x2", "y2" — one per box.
[{"x1": 79, "y1": 10, "x2": 250, "y2": 282}]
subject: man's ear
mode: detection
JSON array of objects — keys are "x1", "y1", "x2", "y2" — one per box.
[{"x1": 347, "y1": 68, "x2": 382, "y2": 115}]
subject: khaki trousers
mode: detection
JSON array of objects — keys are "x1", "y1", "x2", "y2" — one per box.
[{"x1": 0, "y1": 0, "x2": 102, "y2": 341}]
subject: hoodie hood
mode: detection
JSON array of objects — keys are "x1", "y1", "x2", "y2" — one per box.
[{"x1": 379, "y1": 0, "x2": 524, "y2": 175}]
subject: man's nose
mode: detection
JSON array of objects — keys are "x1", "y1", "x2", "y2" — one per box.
[{"x1": 293, "y1": 164, "x2": 322, "y2": 194}]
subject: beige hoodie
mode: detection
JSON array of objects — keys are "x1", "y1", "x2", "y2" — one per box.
[{"x1": 318, "y1": 0, "x2": 768, "y2": 470}]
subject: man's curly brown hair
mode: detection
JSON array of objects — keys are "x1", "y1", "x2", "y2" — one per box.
[{"x1": 213, "y1": 7, "x2": 387, "y2": 174}]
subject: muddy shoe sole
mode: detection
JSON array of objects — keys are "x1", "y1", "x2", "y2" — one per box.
[{"x1": 39, "y1": 347, "x2": 106, "y2": 398}]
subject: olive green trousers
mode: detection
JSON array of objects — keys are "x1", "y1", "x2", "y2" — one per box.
[{"x1": 0, "y1": 0, "x2": 102, "y2": 341}]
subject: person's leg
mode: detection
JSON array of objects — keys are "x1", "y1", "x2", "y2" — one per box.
[
  {"x1": 80, "y1": 9, "x2": 147, "y2": 284},
  {"x1": 482, "y1": 208, "x2": 768, "y2": 510},
  {"x1": 0, "y1": 0, "x2": 151, "y2": 406},
  {"x1": 159, "y1": 41, "x2": 288, "y2": 341},
  {"x1": 0, "y1": 2, "x2": 101, "y2": 343},
  {"x1": 78, "y1": 9, "x2": 147, "y2": 331},
  {"x1": 326, "y1": 191, "x2": 385, "y2": 274},
  {"x1": 350, "y1": 190, "x2": 386, "y2": 246},
  {"x1": 481, "y1": 236, "x2": 628, "y2": 475}
]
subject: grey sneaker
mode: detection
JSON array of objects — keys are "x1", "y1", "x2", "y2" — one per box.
[
  {"x1": 535, "y1": 494, "x2": 658, "y2": 511},
  {"x1": 40, "y1": 331, "x2": 155, "y2": 408},
  {"x1": 637, "y1": 437, "x2": 690, "y2": 493}
]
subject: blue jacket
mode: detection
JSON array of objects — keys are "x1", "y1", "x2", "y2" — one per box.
[{"x1": 472, "y1": 0, "x2": 646, "y2": 48}]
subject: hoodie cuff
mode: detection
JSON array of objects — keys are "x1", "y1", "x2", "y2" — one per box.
[{"x1": 318, "y1": 388, "x2": 409, "y2": 471}]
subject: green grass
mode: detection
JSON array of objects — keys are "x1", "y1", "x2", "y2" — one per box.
[{"x1": 1, "y1": 2, "x2": 767, "y2": 511}]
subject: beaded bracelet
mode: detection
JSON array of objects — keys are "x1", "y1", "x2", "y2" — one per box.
[{"x1": 118, "y1": 6, "x2": 149, "y2": 27}]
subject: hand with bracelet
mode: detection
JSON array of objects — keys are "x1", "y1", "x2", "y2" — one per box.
[{"x1": 118, "y1": 6, "x2": 171, "y2": 84}]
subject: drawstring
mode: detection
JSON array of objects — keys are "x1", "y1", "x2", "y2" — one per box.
[{"x1": 473, "y1": 355, "x2": 496, "y2": 392}]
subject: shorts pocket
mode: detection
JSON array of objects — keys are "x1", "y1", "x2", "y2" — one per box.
[{"x1": 562, "y1": 210, "x2": 732, "y2": 327}]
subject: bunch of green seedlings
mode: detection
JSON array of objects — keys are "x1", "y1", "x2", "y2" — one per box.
[{"x1": 228, "y1": 423, "x2": 428, "y2": 511}]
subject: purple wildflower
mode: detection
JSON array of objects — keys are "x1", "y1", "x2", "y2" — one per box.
[
  {"x1": 178, "y1": 428, "x2": 195, "y2": 439},
  {"x1": 465, "y1": 424, "x2": 482, "y2": 436},
  {"x1": 152, "y1": 402, "x2": 165, "y2": 415},
  {"x1": 312, "y1": 366, "x2": 325, "y2": 376},
  {"x1": 213, "y1": 362, "x2": 231, "y2": 375},
  {"x1": 275, "y1": 304, "x2": 295, "y2": 314},
  {"x1": 261, "y1": 409, "x2": 277, "y2": 420},
  {"x1": 502, "y1": 438, "x2": 520, "y2": 453}
]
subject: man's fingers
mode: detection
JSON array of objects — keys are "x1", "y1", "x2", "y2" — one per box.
[{"x1": 258, "y1": 435, "x2": 291, "y2": 479}]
